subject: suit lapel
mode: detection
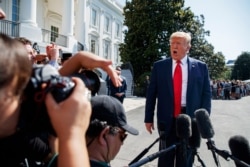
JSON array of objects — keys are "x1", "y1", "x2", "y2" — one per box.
[
  {"x1": 187, "y1": 57, "x2": 196, "y2": 95},
  {"x1": 166, "y1": 58, "x2": 174, "y2": 98}
]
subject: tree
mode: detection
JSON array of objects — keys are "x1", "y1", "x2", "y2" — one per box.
[
  {"x1": 120, "y1": 0, "x2": 225, "y2": 85},
  {"x1": 231, "y1": 52, "x2": 250, "y2": 80},
  {"x1": 206, "y1": 52, "x2": 226, "y2": 79}
]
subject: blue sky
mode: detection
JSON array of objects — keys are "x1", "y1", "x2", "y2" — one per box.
[
  {"x1": 185, "y1": 0, "x2": 250, "y2": 61},
  {"x1": 116, "y1": 0, "x2": 250, "y2": 61}
]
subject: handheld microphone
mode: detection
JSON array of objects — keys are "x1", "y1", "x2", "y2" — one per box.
[
  {"x1": 194, "y1": 108, "x2": 219, "y2": 166},
  {"x1": 229, "y1": 135, "x2": 250, "y2": 167}
]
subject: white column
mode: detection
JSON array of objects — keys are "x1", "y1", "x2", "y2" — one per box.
[
  {"x1": 19, "y1": 0, "x2": 42, "y2": 42},
  {"x1": 111, "y1": 16, "x2": 116, "y2": 63},
  {"x1": 62, "y1": 0, "x2": 74, "y2": 36},
  {"x1": 99, "y1": 10, "x2": 105, "y2": 58},
  {"x1": 75, "y1": 0, "x2": 86, "y2": 46},
  {"x1": 19, "y1": 0, "x2": 37, "y2": 26}
]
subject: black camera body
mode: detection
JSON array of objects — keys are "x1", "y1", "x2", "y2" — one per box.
[{"x1": 19, "y1": 64, "x2": 100, "y2": 134}]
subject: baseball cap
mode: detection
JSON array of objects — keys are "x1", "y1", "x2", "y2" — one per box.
[{"x1": 90, "y1": 95, "x2": 139, "y2": 135}]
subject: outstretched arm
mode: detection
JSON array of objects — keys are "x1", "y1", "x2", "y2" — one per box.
[{"x1": 59, "y1": 51, "x2": 122, "y2": 87}]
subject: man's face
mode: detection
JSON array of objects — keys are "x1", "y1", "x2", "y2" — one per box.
[
  {"x1": 106, "y1": 128, "x2": 127, "y2": 161},
  {"x1": 170, "y1": 37, "x2": 190, "y2": 60},
  {"x1": 25, "y1": 44, "x2": 36, "y2": 64}
]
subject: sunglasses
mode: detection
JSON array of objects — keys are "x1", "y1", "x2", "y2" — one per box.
[{"x1": 117, "y1": 129, "x2": 128, "y2": 142}]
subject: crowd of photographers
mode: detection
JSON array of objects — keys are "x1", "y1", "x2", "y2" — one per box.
[{"x1": 1, "y1": 7, "x2": 137, "y2": 167}]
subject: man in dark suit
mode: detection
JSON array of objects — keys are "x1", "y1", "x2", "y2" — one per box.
[
  {"x1": 144, "y1": 31, "x2": 211, "y2": 167},
  {"x1": 109, "y1": 66, "x2": 127, "y2": 103}
]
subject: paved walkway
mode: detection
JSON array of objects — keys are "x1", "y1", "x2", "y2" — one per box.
[{"x1": 123, "y1": 96, "x2": 146, "y2": 112}]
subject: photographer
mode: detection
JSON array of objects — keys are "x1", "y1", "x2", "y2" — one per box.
[
  {"x1": 0, "y1": 33, "x2": 91, "y2": 167},
  {"x1": 15, "y1": 37, "x2": 37, "y2": 64},
  {"x1": 86, "y1": 95, "x2": 138, "y2": 167}
]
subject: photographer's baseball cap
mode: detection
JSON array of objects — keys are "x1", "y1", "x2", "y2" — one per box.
[{"x1": 90, "y1": 95, "x2": 139, "y2": 135}]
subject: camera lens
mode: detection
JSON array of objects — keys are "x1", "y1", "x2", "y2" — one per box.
[{"x1": 71, "y1": 70, "x2": 100, "y2": 96}]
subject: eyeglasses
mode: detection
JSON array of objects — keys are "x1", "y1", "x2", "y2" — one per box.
[
  {"x1": 109, "y1": 127, "x2": 128, "y2": 142},
  {"x1": 116, "y1": 129, "x2": 128, "y2": 142}
]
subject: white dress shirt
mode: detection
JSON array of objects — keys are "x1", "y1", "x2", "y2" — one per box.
[{"x1": 172, "y1": 56, "x2": 188, "y2": 107}]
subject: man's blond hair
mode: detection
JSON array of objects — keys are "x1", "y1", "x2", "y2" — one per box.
[{"x1": 170, "y1": 31, "x2": 191, "y2": 47}]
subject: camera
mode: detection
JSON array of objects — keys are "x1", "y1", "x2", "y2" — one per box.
[{"x1": 19, "y1": 64, "x2": 100, "y2": 134}]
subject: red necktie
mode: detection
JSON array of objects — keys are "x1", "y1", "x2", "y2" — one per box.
[{"x1": 173, "y1": 60, "x2": 182, "y2": 117}]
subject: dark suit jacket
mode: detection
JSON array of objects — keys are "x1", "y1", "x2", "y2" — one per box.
[
  {"x1": 110, "y1": 75, "x2": 127, "y2": 97},
  {"x1": 144, "y1": 57, "x2": 211, "y2": 135}
]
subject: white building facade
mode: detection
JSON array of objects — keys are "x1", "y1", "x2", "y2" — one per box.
[{"x1": 0, "y1": 0, "x2": 124, "y2": 66}]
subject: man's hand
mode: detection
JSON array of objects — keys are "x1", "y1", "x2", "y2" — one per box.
[
  {"x1": 0, "y1": 8, "x2": 6, "y2": 20},
  {"x1": 145, "y1": 123, "x2": 154, "y2": 134},
  {"x1": 46, "y1": 43, "x2": 60, "y2": 60},
  {"x1": 45, "y1": 77, "x2": 91, "y2": 138}
]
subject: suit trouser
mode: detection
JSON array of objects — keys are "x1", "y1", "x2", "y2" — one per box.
[
  {"x1": 158, "y1": 119, "x2": 193, "y2": 167},
  {"x1": 111, "y1": 95, "x2": 125, "y2": 104}
]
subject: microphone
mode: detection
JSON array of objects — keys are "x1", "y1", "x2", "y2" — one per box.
[
  {"x1": 128, "y1": 134, "x2": 163, "y2": 165},
  {"x1": 189, "y1": 118, "x2": 201, "y2": 149},
  {"x1": 128, "y1": 143, "x2": 179, "y2": 167},
  {"x1": 194, "y1": 108, "x2": 219, "y2": 166},
  {"x1": 229, "y1": 135, "x2": 250, "y2": 167},
  {"x1": 129, "y1": 114, "x2": 191, "y2": 167},
  {"x1": 194, "y1": 109, "x2": 214, "y2": 139},
  {"x1": 176, "y1": 114, "x2": 192, "y2": 166},
  {"x1": 176, "y1": 114, "x2": 192, "y2": 139},
  {"x1": 189, "y1": 118, "x2": 206, "y2": 167}
]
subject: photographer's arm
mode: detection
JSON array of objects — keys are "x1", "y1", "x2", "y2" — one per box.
[
  {"x1": 45, "y1": 78, "x2": 91, "y2": 167},
  {"x1": 59, "y1": 51, "x2": 122, "y2": 87}
]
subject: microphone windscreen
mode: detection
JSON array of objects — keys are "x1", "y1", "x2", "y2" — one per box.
[
  {"x1": 189, "y1": 118, "x2": 201, "y2": 148},
  {"x1": 229, "y1": 135, "x2": 250, "y2": 164},
  {"x1": 176, "y1": 114, "x2": 192, "y2": 139},
  {"x1": 194, "y1": 108, "x2": 214, "y2": 139}
]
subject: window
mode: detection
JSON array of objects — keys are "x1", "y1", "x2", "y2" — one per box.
[
  {"x1": 115, "y1": 22, "x2": 120, "y2": 38},
  {"x1": 51, "y1": 26, "x2": 59, "y2": 43},
  {"x1": 11, "y1": 0, "x2": 20, "y2": 36},
  {"x1": 12, "y1": 0, "x2": 20, "y2": 21},
  {"x1": 103, "y1": 40, "x2": 110, "y2": 59},
  {"x1": 91, "y1": 39, "x2": 96, "y2": 53},
  {"x1": 114, "y1": 44, "x2": 120, "y2": 63},
  {"x1": 91, "y1": 8, "x2": 97, "y2": 26},
  {"x1": 104, "y1": 16, "x2": 110, "y2": 33},
  {"x1": 90, "y1": 35, "x2": 99, "y2": 55}
]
